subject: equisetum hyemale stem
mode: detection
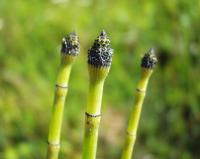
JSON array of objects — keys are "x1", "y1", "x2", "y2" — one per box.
[
  {"x1": 82, "y1": 30, "x2": 114, "y2": 159},
  {"x1": 47, "y1": 32, "x2": 80, "y2": 159},
  {"x1": 121, "y1": 48, "x2": 157, "y2": 159}
]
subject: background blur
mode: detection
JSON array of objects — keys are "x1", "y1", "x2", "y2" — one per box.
[{"x1": 0, "y1": 0, "x2": 200, "y2": 159}]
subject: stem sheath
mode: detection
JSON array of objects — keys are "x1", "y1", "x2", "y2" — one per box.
[
  {"x1": 82, "y1": 81, "x2": 104, "y2": 159},
  {"x1": 121, "y1": 68, "x2": 153, "y2": 159},
  {"x1": 47, "y1": 62, "x2": 72, "y2": 159}
]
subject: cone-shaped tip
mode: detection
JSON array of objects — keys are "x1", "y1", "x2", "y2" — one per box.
[
  {"x1": 141, "y1": 48, "x2": 157, "y2": 69},
  {"x1": 88, "y1": 30, "x2": 113, "y2": 67},
  {"x1": 100, "y1": 30, "x2": 107, "y2": 37},
  {"x1": 61, "y1": 32, "x2": 80, "y2": 56}
]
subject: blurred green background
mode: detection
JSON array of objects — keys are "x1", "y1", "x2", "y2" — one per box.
[{"x1": 0, "y1": 0, "x2": 200, "y2": 159}]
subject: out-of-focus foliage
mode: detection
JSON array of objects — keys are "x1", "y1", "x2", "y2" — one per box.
[{"x1": 0, "y1": 0, "x2": 200, "y2": 159}]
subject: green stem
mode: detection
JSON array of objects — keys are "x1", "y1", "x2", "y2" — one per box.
[
  {"x1": 87, "y1": 81, "x2": 104, "y2": 114},
  {"x1": 121, "y1": 68, "x2": 152, "y2": 159},
  {"x1": 82, "y1": 80, "x2": 104, "y2": 159},
  {"x1": 47, "y1": 61, "x2": 72, "y2": 159}
]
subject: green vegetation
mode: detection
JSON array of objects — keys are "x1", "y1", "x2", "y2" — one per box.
[{"x1": 0, "y1": 0, "x2": 200, "y2": 159}]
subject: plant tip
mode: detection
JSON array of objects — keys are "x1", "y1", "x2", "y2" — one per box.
[
  {"x1": 88, "y1": 31, "x2": 113, "y2": 67},
  {"x1": 100, "y1": 30, "x2": 107, "y2": 37},
  {"x1": 61, "y1": 32, "x2": 80, "y2": 56},
  {"x1": 141, "y1": 48, "x2": 157, "y2": 69}
]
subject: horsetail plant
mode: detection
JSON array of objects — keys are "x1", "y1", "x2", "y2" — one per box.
[
  {"x1": 82, "y1": 30, "x2": 113, "y2": 159},
  {"x1": 121, "y1": 48, "x2": 157, "y2": 159},
  {"x1": 47, "y1": 32, "x2": 80, "y2": 159}
]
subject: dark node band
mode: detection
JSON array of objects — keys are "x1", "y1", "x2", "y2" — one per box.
[
  {"x1": 47, "y1": 141, "x2": 60, "y2": 147},
  {"x1": 126, "y1": 131, "x2": 137, "y2": 137},
  {"x1": 85, "y1": 112, "x2": 101, "y2": 118},
  {"x1": 136, "y1": 88, "x2": 146, "y2": 93},
  {"x1": 56, "y1": 84, "x2": 68, "y2": 89}
]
